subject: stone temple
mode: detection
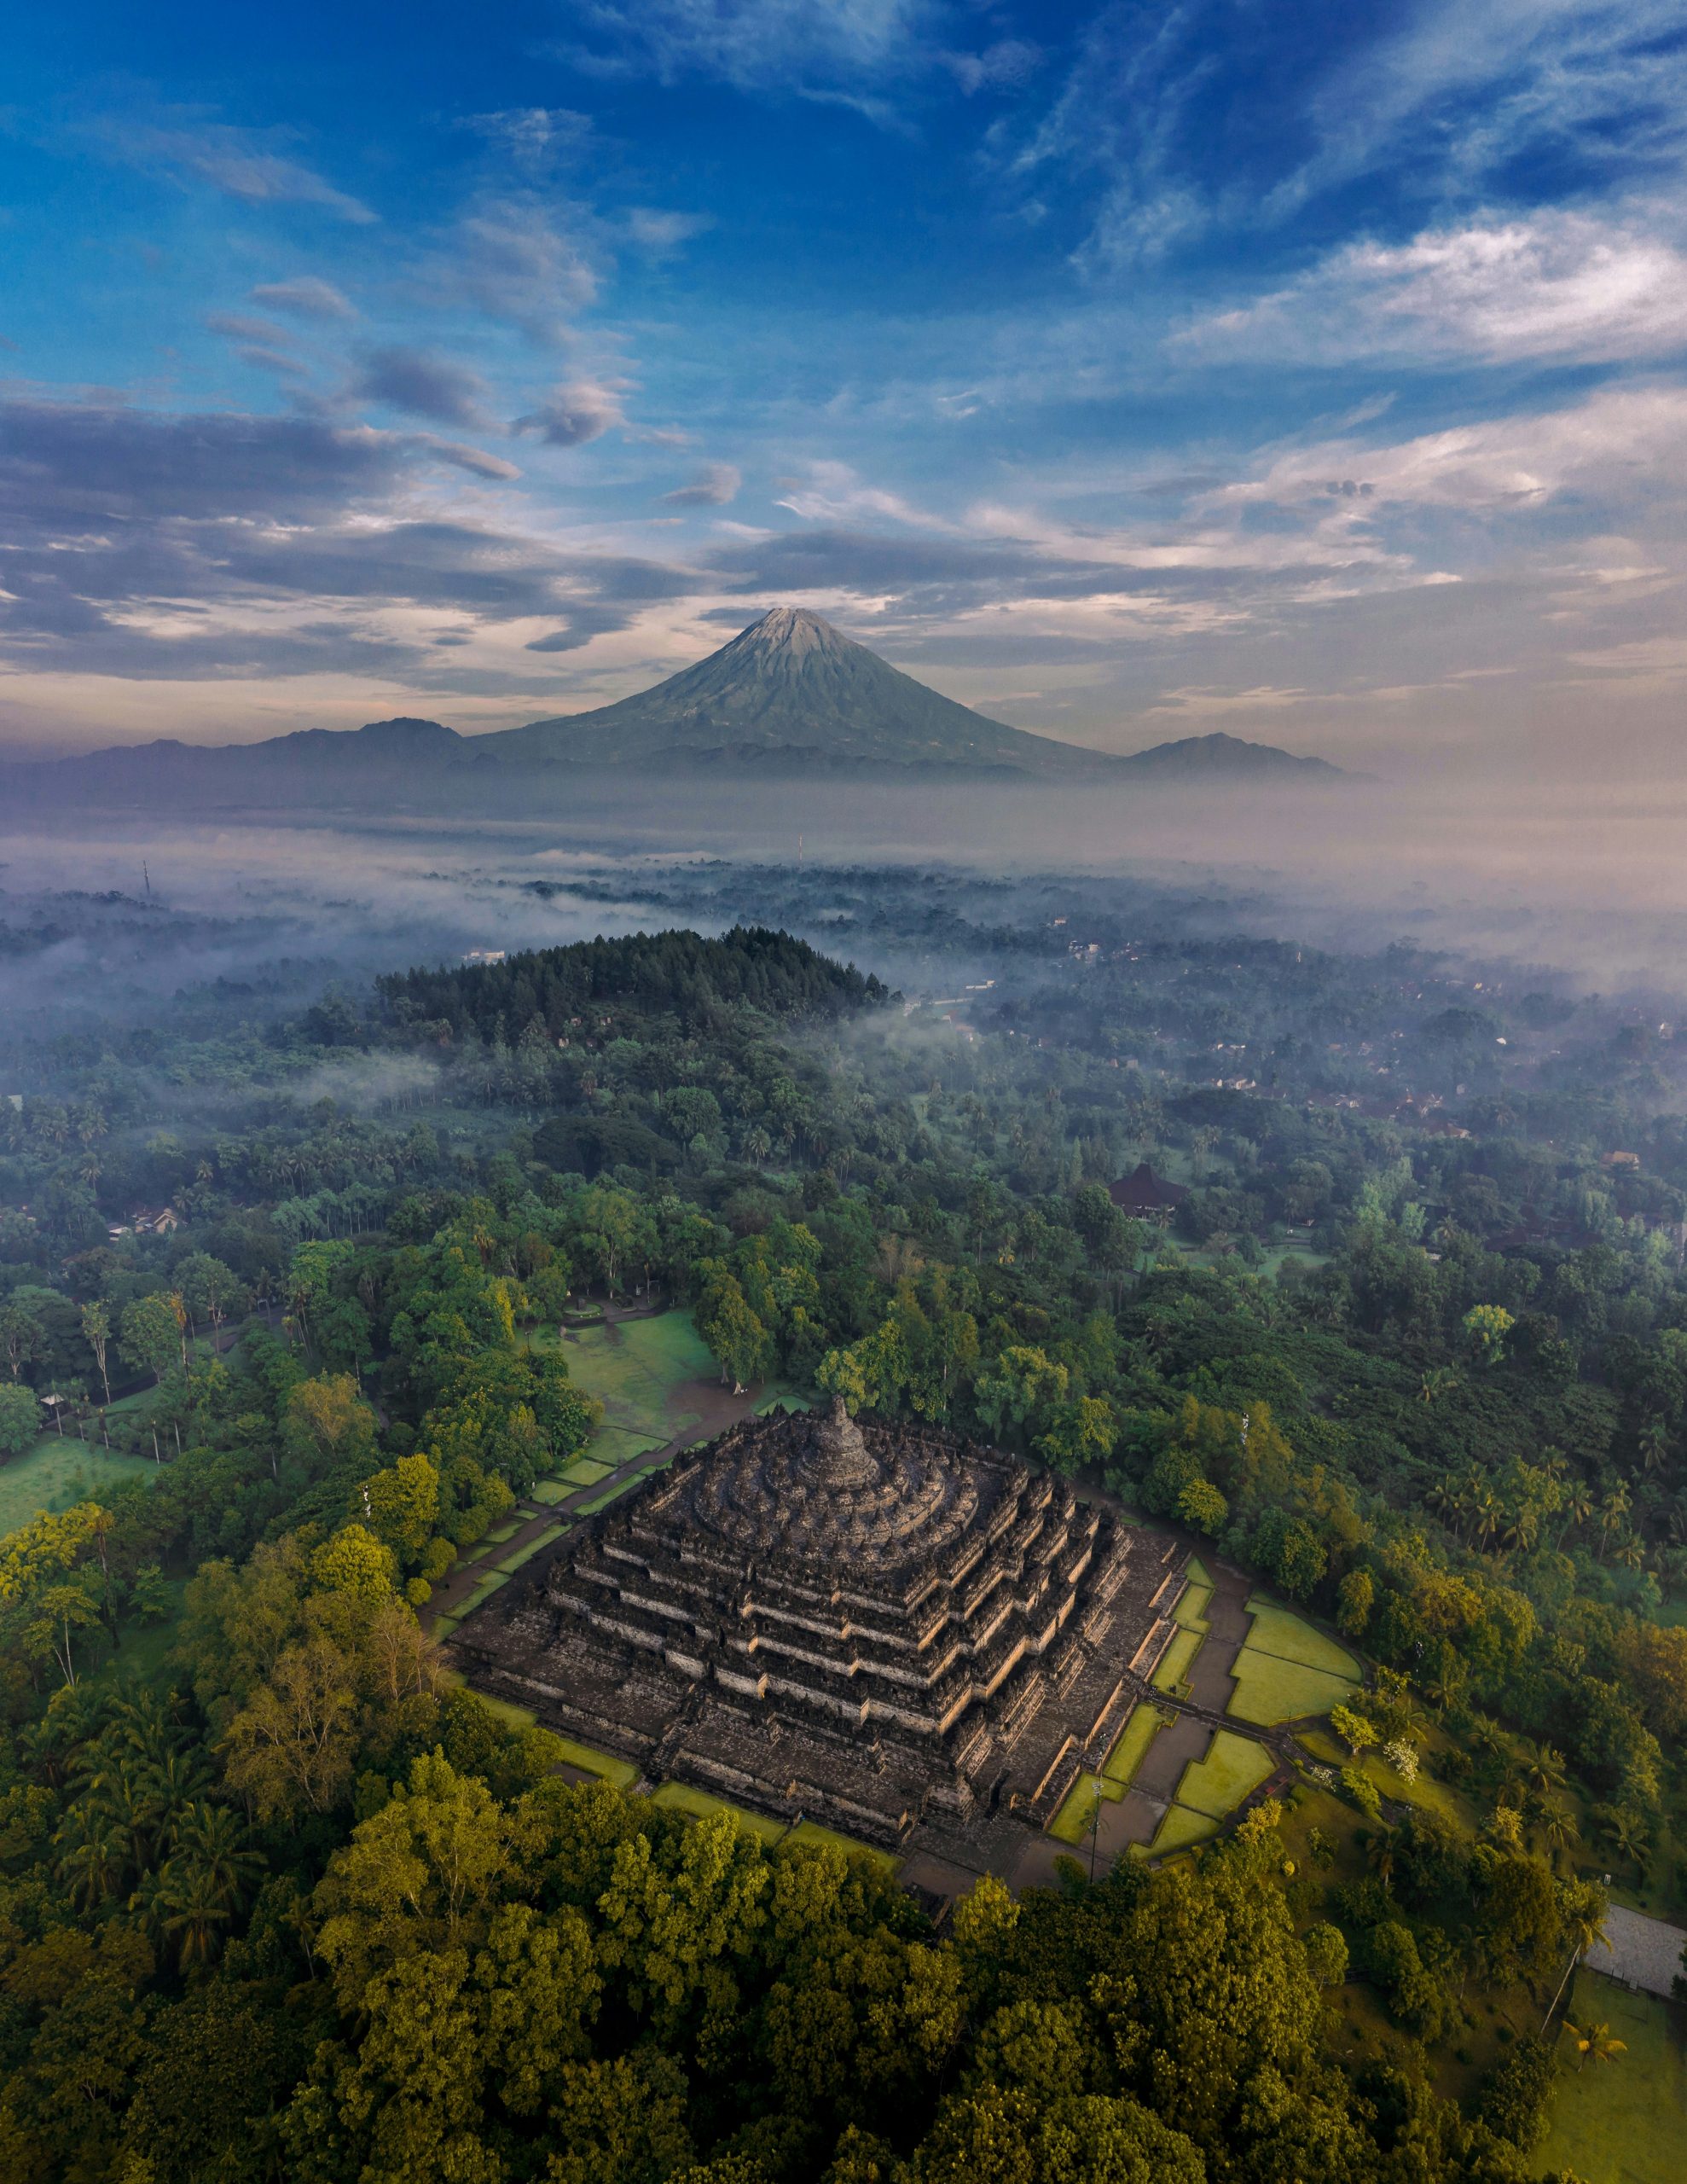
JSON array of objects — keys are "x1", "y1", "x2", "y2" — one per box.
[{"x1": 450, "y1": 1398, "x2": 1186, "y2": 1864}]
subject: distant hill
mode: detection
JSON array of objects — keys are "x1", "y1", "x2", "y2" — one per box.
[
  {"x1": 6, "y1": 611, "x2": 1355, "y2": 788},
  {"x1": 1114, "y1": 732, "x2": 1352, "y2": 781},
  {"x1": 466, "y1": 608, "x2": 1111, "y2": 776}
]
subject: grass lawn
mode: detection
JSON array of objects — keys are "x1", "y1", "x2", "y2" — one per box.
[
  {"x1": 1538, "y1": 1974, "x2": 1687, "y2": 2184},
  {"x1": 1104, "y1": 1704, "x2": 1165, "y2": 1788},
  {"x1": 495, "y1": 1523, "x2": 567, "y2": 1573},
  {"x1": 1051, "y1": 1774, "x2": 1117, "y2": 1845},
  {"x1": 0, "y1": 1436, "x2": 159, "y2": 1539},
  {"x1": 1240, "y1": 1597, "x2": 1359, "y2": 1678},
  {"x1": 1227, "y1": 1653, "x2": 1358, "y2": 1726},
  {"x1": 484, "y1": 1519, "x2": 522, "y2": 1543},
  {"x1": 1174, "y1": 1556, "x2": 1215, "y2": 1630},
  {"x1": 1152, "y1": 1625, "x2": 1204, "y2": 1693},
  {"x1": 565, "y1": 1310, "x2": 716, "y2": 1446},
  {"x1": 653, "y1": 1780, "x2": 787, "y2": 1844},
  {"x1": 463, "y1": 1570, "x2": 511, "y2": 1611},
  {"x1": 559, "y1": 1455, "x2": 617, "y2": 1486},
  {"x1": 786, "y1": 1819, "x2": 901, "y2": 1875},
  {"x1": 1174, "y1": 1729, "x2": 1276, "y2": 1819},
  {"x1": 530, "y1": 1478, "x2": 575, "y2": 1505},
  {"x1": 583, "y1": 1427, "x2": 670, "y2": 1469},
  {"x1": 577, "y1": 1479, "x2": 638, "y2": 1516},
  {"x1": 1142, "y1": 1803, "x2": 1218, "y2": 1857}
]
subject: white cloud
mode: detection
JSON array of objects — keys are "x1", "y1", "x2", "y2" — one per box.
[
  {"x1": 1186, "y1": 212, "x2": 1687, "y2": 365},
  {"x1": 1225, "y1": 384, "x2": 1687, "y2": 514}
]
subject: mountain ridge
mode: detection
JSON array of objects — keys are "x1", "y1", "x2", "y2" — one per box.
[{"x1": 8, "y1": 609, "x2": 1356, "y2": 783}]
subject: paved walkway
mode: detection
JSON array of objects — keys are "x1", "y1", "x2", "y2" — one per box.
[{"x1": 1584, "y1": 1904, "x2": 1687, "y2": 1998}]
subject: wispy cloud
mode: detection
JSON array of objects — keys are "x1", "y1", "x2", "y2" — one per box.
[
  {"x1": 250, "y1": 276, "x2": 357, "y2": 321},
  {"x1": 1186, "y1": 212, "x2": 1687, "y2": 365},
  {"x1": 659, "y1": 462, "x2": 741, "y2": 506},
  {"x1": 558, "y1": 0, "x2": 943, "y2": 95},
  {"x1": 103, "y1": 119, "x2": 376, "y2": 223}
]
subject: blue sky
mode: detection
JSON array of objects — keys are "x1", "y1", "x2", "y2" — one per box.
[{"x1": 3, "y1": 0, "x2": 1686, "y2": 766}]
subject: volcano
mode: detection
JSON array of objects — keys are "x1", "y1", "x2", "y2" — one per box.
[{"x1": 468, "y1": 607, "x2": 1113, "y2": 775}]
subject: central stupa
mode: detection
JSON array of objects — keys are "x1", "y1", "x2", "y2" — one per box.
[{"x1": 451, "y1": 1400, "x2": 1186, "y2": 1855}]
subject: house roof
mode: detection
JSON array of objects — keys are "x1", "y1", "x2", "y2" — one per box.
[{"x1": 1107, "y1": 1161, "x2": 1191, "y2": 1213}]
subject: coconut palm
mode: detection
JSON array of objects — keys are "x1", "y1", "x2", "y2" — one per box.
[{"x1": 1563, "y1": 2020, "x2": 1626, "y2": 2071}]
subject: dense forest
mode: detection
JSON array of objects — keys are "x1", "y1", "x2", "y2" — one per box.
[{"x1": 2, "y1": 880, "x2": 1684, "y2": 2181}]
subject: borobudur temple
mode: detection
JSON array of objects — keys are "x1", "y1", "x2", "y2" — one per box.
[{"x1": 449, "y1": 1397, "x2": 1187, "y2": 1861}]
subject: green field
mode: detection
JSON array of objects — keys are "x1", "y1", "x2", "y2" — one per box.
[
  {"x1": 0, "y1": 1435, "x2": 159, "y2": 1539},
  {"x1": 1538, "y1": 1975, "x2": 1687, "y2": 2184},
  {"x1": 1228, "y1": 1653, "x2": 1358, "y2": 1726},
  {"x1": 1174, "y1": 1556, "x2": 1215, "y2": 1631},
  {"x1": 1142, "y1": 1802, "x2": 1219, "y2": 1857},
  {"x1": 559, "y1": 1454, "x2": 617, "y2": 1485},
  {"x1": 652, "y1": 1780, "x2": 788, "y2": 1844},
  {"x1": 1152, "y1": 1625, "x2": 1203, "y2": 1693},
  {"x1": 565, "y1": 1311, "x2": 716, "y2": 1446},
  {"x1": 1052, "y1": 1707, "x2": 1170, "y2": 1842},
  {"x1": 1238, "y1": 1596, "x2": 1359, "y2": 1677},
  {"x1": 1225, "y1": 1595, "x2": 1360, "y2": 1725},
  {"x1": 1104, "y1": 1704, "x2": 1163, "y2": 1787},
  {"x1": 577, "y1": 1479, "x2": 636, "y2": 1515},
  {"x1": 1173, "y1": 1728, "x2": 1275, "y2": 1818},
  {"x1": 495, "y1": 1522, "x2": 567, "y2": 1572}
]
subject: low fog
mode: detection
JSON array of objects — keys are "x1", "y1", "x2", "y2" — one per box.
[{"x1": 9, "y1": 770, "x2": 1687, "y2": 1013}]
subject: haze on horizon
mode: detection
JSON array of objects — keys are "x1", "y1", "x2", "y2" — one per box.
[{"x1": 2, "y1": 2, "x2": 1685, "y2": 782}]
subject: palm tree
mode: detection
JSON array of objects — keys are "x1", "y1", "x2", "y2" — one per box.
[
  {"x1": 1563, "y1": 2020, "x2": 1627, "y2": 2072},
  {"x1": 1533, "y1": 1799, "x2": 1580, "y2": 1866},
  {"x1": 53, "y1": 1807, "x2": 126, "y2": 1913},
  {"x1": 1639, "y1": 1418, "x2": 1671, "y2": 1478},
  {"x1": 1516, "y1": 1739, "x2": 1567, "y2": 1799},
  {"x1": 1363, "y1": 1822, "x2": 1401, "y2": 1891},
  {"x1": 1558, "y1": 1481, "x2": 1596, "y2": 1548}
]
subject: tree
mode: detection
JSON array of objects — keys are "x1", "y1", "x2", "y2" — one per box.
[
  {"x1": 311, "y1": 1524, "x2": 397, "y2": 1604},
  {"x1": 120, "y1": 1292, "x2": 185, "y2": 1386},
  {"x1": 1335, "y1": 1567, "x2": 1374, "y2": 1637},
  {"x1": 697, "y1": 1272, "x2": 772, "y2": 1393},
  {"x1": 1302, "y1": 1921, "x2": 1348, "y2": 1987},
  {"x1": 1175, "y1": 1477, "x2": 1228, "y2": 1534},
  {"x1": 1562, "y1": 2018, "x2": 1626, "y2": 2071},
  {"x1": 362, "y1": 1455, "x2": 441, "y2": 1568},
  {"x1": 1462, "y1": 1304, "x2": 1515, "y2": 1367},
  {"x1": 80, "y1": 1300, "x2": 112, "y2": 1404},
  {"x1": 178, "y1": 1253, "x2": 246, "y2": 1350},
  {"x1": 0, "y1": 1381, "x2": 39, "y2": 1460},
  {"x1": 0, "y1": 1297, "x2": 46, "y2": 1381},
  {"x1": 1330, "y1": 1704, "x2": 1378, "y2": 1756}
]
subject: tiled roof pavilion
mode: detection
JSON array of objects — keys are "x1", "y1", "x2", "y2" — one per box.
[{"x1": 450, "y1": 1398, "x2": 1186, "y2": 1864}]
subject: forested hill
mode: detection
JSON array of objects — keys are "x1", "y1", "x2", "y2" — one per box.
[{"x1": 376, "y1": 926, "x2": 889, "y2": 1043}]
